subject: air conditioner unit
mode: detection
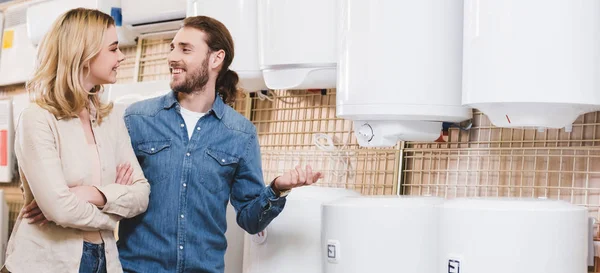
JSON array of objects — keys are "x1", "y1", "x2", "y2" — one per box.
[
  {"x1": 0, "y1": 0, "x2": 46, "y2": 86},
  {"x1": 0, "y1": 99, "x2": 15, "y2": 183},
  {"x1": 102, "y1": 80, "x2": 171, "y2": 117},
  {"x1": 0, "y1": 190, "x2": 8, "y2": 265},
  {"x1": 27, "y1": 0, "x2": 136, "y2": 47},
  {"x1": 121, "y1": 0, "x2": 186, "y2": 36}
]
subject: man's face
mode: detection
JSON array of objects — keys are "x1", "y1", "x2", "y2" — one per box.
[{"x1": 168, "y1": 27, "x2": 212, "y2": 94}]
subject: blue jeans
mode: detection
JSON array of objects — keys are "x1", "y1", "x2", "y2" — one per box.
[{"x1": 79, "y1": 242, "x2": 106, "y2": 273}]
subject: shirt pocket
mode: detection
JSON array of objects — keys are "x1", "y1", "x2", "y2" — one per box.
[
  {"x1": 200, "y1": 148, "x2": 240, "y2": 193},
  {"x1": 135, "y1": 140, "x2": 172, "y2": 183}
]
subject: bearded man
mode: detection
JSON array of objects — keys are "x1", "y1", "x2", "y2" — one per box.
[{"x1": 117, "y1": 16, "x2": 322, "y2": 273}]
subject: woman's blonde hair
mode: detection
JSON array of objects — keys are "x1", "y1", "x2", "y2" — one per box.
[{"x1": 27, "y1": 8, "x2": 115, "y2": 123}]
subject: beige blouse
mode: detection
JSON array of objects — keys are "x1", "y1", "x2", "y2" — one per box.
[
  {"x1": 82, "y1": 143, "x2": 103, "y2": 244},
  {"x1": 3, "y1": 104, "x2": 150, "y2": 273}
]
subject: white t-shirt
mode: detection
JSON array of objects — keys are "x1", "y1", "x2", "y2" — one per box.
[{"x1": 180, "y1": 107, "x2": 206, "y2": 140}]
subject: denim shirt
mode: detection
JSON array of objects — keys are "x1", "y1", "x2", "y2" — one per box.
[{"x1": 117, "y1": 92, "x2": 286, "y2": 273}]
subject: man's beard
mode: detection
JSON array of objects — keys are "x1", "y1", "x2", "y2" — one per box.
[{"x1": 171, "y1": 57, "x2": 210, "y2": 94}]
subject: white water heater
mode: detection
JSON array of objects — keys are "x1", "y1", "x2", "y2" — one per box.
[
  {"x1": 257, "y1": 0, "x2": 338, "y2": 90},
  {"x1": 439, "y1": 198, "x2": 587, "y2": 273},
  {"x1": 462, "y1": 0, "x2": 600, "y2": 129},
  {"x1": 243, "y1": 186, "x2": 360, "y2": 273},
  {"x1": 187, "y1": 0, "x2": 267, "y2": 92},
  {"x1": 336, "y1": 0, "x2": 471, "y2": 147},
  {"x1": 102, "y1": 80, "x2": 171, "y2": 117},
  {"x1": 225, "y1": 203, "x2": 245, "y2": 273},
  {"x1": 322, "y1": 196, "x2": 443, "y2": 273}
]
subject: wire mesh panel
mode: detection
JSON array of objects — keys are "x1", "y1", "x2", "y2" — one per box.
[
  {"x1": 252, "y1": 89, "x2": 358, "y2": 150},
  {"x1": 0, "y1": 174, "x2": 25, "y2": 237},
  {"x1": 115, "y1": 45, "x2": 138, "y2": 83},
  {"x1": 138, "y1": 38, "x2": 173, "y2": 82},
  {"x1": 403, "y1": 110, "x2": 600, "y2": 238},
  {"x1": 233, "y1": 92, "x2": 250, "y2": 118},
  {"x1": 252, "y1": 90, "x2": 401, "y2": 195},
  {"x1": 0, "y1": 84, "x2": 23, "y2": 98},
  {"x1": 7, "y1": 199, "x2": 22, "y2": 235},
  {"x1": 261, "y1": 149, "x2": 398, "y2": 195}
]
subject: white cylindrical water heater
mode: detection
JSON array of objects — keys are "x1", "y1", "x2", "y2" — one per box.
[
  {"x1": 188, "y1": 0, "x2": 267, "y2": 92},
  {"x1": 439, "y1": 198, "x2": 588, "y2": 273},
  {"x1": 322, "y1": 196, "x2": 443, "y2": 273},
  {"x1": 225, "y1": 203, "x2": 245, "y2": 273},
  {"x1": 462, "y1": 0, "x2": 600, "y2": 129},
  {"x1": 242, "y1": 186, "x2": 360, "y2": 273},
  {"x1": 257, "y1": 0, "x2": 338, "y2": 90},
  {"x1": 336, "y1": 0, "x2": 471, "y2": 147}
]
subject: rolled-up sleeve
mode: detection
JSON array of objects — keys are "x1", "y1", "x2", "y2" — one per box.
[{"x1": 230, "y1": 134, "x2": 286, "y2": 234}]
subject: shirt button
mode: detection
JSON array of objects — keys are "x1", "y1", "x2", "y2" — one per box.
[
  {"x1": 180, "y1": 124, "x2": 185, "y2": 127},
  {"x1": 151, "y1": 148, "x2": 155, "y2": 152},
  {"x1": 180, "y1": 246, "x2": 184, "y2": 250},
  {"x1": 221, "y1": 159, "x2": 225, "y2": 163},
  {"x1": 196, "y1": 127, "x2": 201, "y2": 131},
  {"x1": 183, "y1": 183, "x2": 187, "y2": 187},
  {"x1": 186, "y1": 152, "x2": 191, "y2": 156},
  {"x1": 180, "y1": 214, "x2": 184, "y2": 218}
]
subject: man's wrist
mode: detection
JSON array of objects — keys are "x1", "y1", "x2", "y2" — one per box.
[
  {"x1": 270, "y1": 177, "x2": 291, "y2": 198},
  {"x1": 270, "y1": 177, "x2": 281, "y2": 197}
]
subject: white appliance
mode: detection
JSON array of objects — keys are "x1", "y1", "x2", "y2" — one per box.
[
  {"x1": 225, "y1": 203, "x2": 245, "y2": 273},
  {"x1": 0, "y1": 190, "x2": 8, "y2": 265},
  {"x1": 0, "y1": 99, "x2": 14, "y2": 183},
  {"x1": 121, "y1": 0, "x2": 187, "y2": 36},
  {"x1": 102, "y1": 80, "x2": 171, "y2": 117},
  {"x1": 188, "y1": 0, "x2": 267, "y2": 92},
  {"x1": 27, "y1": 0, "x2": 136, "y2": 47},
  {"x1": 0, "y1": 12, "x2": 4, "y2": 64},
  {"x1": 0, "y1": 0, "x2": 46, "y2": 86},
  {"x1": 336, "y1": 0, "x2": 471, "y2": 147},
  {"x1": 322, "y1": 196, "x2": 443, "y2": 273},
  {"x1": 462, "y1": 0, "x2": 600, "y2": 129},
  {"x1": 439, "y1": 198, "x2": 587, "y2": 273},
  {"x1": 243, "y1": 186, "x2": 360, "y2": 273},
  {"x1": 257, "y1": 0, "x2": 338, "y2": 90}
]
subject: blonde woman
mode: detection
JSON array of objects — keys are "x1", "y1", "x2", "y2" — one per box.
[{"x1": 2, "y1": 8, "x2": 150, "y2": 273}]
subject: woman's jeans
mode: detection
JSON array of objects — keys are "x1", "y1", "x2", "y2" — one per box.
[{"x1": 79, "y1": 242, "x2": 106, "y2": 273}]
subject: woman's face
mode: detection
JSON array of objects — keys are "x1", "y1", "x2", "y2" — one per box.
[{"x1": 87, "y1": 25, "x2": 125, "y2": 86}]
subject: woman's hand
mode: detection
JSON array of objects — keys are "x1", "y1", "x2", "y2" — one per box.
[
  {"x1": 22, "y1": 200, "x2": 48, "y2": 226},
  {"x1": 115, "y1": 163, "x2": 133, "y2": 185}
]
